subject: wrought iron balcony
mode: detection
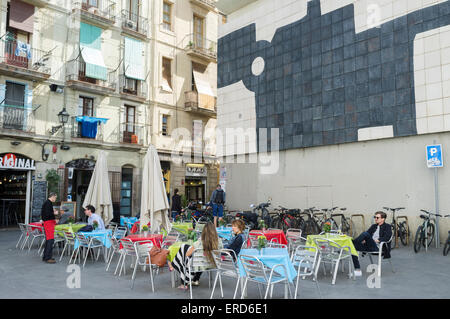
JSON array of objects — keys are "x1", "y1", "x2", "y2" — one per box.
[
  {"x1": 121, "y1": 9, "x2": 149, "y2": 39},
  {"x1": 70, "y1": 116, "x2": 105, "y2": 141},
  {"x1": 119, "y1": 74, "x2": 147, "y2": 102},
  {"x1": 189, "y1": 0, "x2": 217, "y2": 11},
  {"x1": 0, "y1": 104, "x2": 35, "y2": 134},
  {"x1": 184, "y1": 90, "x2": 217, "y2": 116},
  {"x1": 77, "y1": 0, "x2": 116, "y2": 26},
  {"x1": 66, "y1": 58, "x2": 116, "y2": 95},
  {"x1": 185, "y1": 34, "x2": 217, "y2": 62},
  {"x1": 0, "y1": 38, "x2": 51, "y2": 81},
  {"x1": 120, "y1": 122, "x2": 148, "y2": 146}
]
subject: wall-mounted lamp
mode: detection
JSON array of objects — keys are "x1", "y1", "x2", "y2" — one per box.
[
  {"x1": 49, "y1": 84, "x2": 64, "y2": 94},
  {"x1": 50, "y1": 107, "x2": 70, "y2": 135},
  {"x1": 42, "y1": 145, "x2": 50, "y2": 161}
]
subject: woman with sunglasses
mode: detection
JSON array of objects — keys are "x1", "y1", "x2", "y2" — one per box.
[{"x1": 351, "y1": 211, "x2": 392, "y2": 277}]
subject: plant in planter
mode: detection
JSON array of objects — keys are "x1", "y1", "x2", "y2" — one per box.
[
  {"x1": 322, "y1": 221, "x2": 331, "y2": 234},
  {"x1": 218, "y1": 219, "x2": 227, "y2": 227},
  {"x1": 45, "y1": 169, "x2": 60, "y2": 201},
  {"x1": 142, "y1": 225, "x2": 149, "y2": 236},
  {"x1": 67, "y1": 216, "x2": 75, "y2": 224},
  {"x1": 257, "y1": 235, "x2": 267, "y2": 251},
  {"x1": 93, "y1": 220, "x2": 98, "y2": 230},
  {"x1": 258, "y1": 219, "x2": 267, "y2": 231}
]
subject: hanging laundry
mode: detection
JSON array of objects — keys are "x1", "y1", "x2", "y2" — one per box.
[
  {"x1": 76, "y1": 116, "x2": 108, "y2": 139},
  {"x1": 15, "y1": 40, "x2": 32, "y2": 59}
]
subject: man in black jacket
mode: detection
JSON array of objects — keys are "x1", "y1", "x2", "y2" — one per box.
[
  {"x1": 171, "y1": 188, "x2": 182, "y2": 221},
  {"x1": 41, "y1": 192, "x2": 58, "y2": 263},
  {"x1": 352, "y1": 211, "x2": 392, "y2": 276}
]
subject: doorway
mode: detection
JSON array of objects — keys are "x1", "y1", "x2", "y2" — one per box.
[
  {"x1": 0, "y1": 170, "x2": 27, "y2": 227},
  {"x1": 185, "y1": 178, "x2": 206, "y2": 203}
]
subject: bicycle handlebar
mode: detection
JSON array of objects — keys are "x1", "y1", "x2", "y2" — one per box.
[
  {"x1": 383, "y1": 207, "x2": 405, "y2": 211},
  {"x1": 420, "y1": 209, "x2": 442, "y2": 217}
]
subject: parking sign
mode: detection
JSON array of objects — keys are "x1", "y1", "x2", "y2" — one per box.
[{"x1": 426, "y1": 144, "x2": 443, "y2": 168}]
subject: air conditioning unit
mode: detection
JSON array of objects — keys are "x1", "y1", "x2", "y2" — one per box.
[
  {"x1": 88, "y1": 7, "x2": 99, "y2": 15},
  {"x1": 126, "y1": 20, "x2": 135, "y2": 29}
]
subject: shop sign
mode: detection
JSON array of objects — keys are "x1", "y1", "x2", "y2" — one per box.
[
  {"x1": 0, "y1": 153, "x2": 35, "y2": 170},
  {"x1": 186, "y1": 164, "x2": 207, "y2": 177}
]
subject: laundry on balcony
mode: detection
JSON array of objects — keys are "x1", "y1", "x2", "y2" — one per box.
[
  {"x1": 15, "y1": 41, "x2": 32, "y2": 59},
  {"x1": 76, "y1": 116, "x2": 108, "y2": 139}
]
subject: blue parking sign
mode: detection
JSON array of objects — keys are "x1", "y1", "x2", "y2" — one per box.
[{"x1": 426, "y1": 144, "x2": 443, "y2": 168}]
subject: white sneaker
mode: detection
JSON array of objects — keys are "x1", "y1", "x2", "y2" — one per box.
[{"x1": 354, "y1": 270, "x2": 362, "y2": 277}]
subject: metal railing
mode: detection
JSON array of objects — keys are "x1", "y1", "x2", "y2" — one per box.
[
  {"x1": 186, "y1": 34, "x2": 217, "y2": 59},
  {"x1": 0, "y1": 38, "x2": 51, "y2": 74},
  {"x1": 120, "y1": 122, "x2": 148, "y2": 145},
  {"x1": 190, "y1": 0, "x2": 217, "y2": 9},
  {"x1": 0, "y1": 105, "x2": 35, "y2": 133},
  {"x1": 121, "y1": 9, "x2": 149, "y2": 37},
  {"x1": 79, "y1": 0, "x2": 116, "y2": 22},
  {"x1": 185, "y1": 91, "x2": 217, "y2": 112},
  {"x1": 66, "y1": 58, "x2": 116, "y2": 90},
  {"x1": 119, "y1": 74, "x2": 147, "y2": 99},
  {"x1": 70, "y1": 116, "x2": 104, "y2": 141}
]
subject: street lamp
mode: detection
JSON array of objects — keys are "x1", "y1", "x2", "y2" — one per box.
[{"x1": 50, "y1": 107, "x2": 70, "y2": 135}]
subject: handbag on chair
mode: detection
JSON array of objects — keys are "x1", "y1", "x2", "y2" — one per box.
[{"x1": 147, "y1": 246, "x2": 169, "y2": 267}]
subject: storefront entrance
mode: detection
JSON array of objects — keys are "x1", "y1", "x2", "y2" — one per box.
[{"x1": 185, "y1": 178, "x2": 206, "y2": 203}]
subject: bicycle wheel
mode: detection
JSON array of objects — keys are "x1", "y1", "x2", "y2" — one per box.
[
  {"x1": 444, "y1": 238, "x2": 450, "y2": 256},
  {"x1": 340, "y1": 218, "x2": 351, "y2": 235},
  {"x1": 390, "y1": 224, "x2": 398, "y2": 250},
  {"x1": 414, "y1": 226, "x2": 423, "y2": 253},
  {"x1": 270, "y1": 216, "x2": 280, "y2": 229},
  {"x1": 399, "y1": 221, "x2": 409, "y2": 246},
  {"x1": 424, "y1": 222, "x2": 435, "y2": 248}
]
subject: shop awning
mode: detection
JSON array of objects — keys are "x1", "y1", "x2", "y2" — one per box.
[
  {"x1": 193, "y1": 70, "x2": 215, "y2": 111},
  {"x1": 80, "y1": 22, "x2": 107, "y2": 81},
  {"x1": 124, "y1": 37, "x2": 145, "y2": 81}
]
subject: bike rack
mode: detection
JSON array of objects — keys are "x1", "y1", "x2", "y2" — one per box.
[
  {"x1": 350, "y1": 214, "x2": 366, "y2": 237},
  {"x1": 331, "y1": 213, "x2": 350, "y2": 235},
  {"x1": 397, "y1": 215, "x2": 410, "y2": 246}
]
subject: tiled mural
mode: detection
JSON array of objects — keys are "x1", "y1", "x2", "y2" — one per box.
[{"x1": 218, "y1": 0, "x2": 450, "y2": 151}]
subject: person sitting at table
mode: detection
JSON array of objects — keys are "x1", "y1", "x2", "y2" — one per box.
[
  {"x1": 57, "y1": 207, "x2": 74, "y2": 225},
  {"x1": 224, "y1": 219, "x2": 246, "y2": 260},
  {"x1": 84, "y1": 205, "x2": 105, "y2": 230},
  {"x1": 168, "y1": 222, "x2": 223, "y2": 290},
  {"x1": 352, "y1": 211, "x2": 392, "y2": 277}
]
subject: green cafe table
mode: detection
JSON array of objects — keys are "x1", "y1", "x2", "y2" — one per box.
[
  {"x1": 305, "y1": 233, "x2": 358, "y2": 256},
  {"x1": 55, "y1": 223, "x2": 87, "y2": 234},
  {"x1": 171, "y1": 222, "x2": 193, "y2": 236}
]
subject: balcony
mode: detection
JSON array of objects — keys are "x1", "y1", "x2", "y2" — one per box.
[
  {"x1": 189, "y1": 0, "x2": 217, "y2": 11},
  {"x1": 74, "y1": 0, "x2": 116, "y2": 27},
  {"x1": 66, "y1": 58, "x2": 116, "y2": 95},
  {"x1": 121, "y1": 9, "x2": 149, "y2": 39},
  {"x1": 185, "y1": 91, "x2": 217, "y2": 117},
  {"x1": 70, "y1": 116, "x2": 105, "y2": 142},
  {"x1": 120, "y1": 122, "x2": 148, "y2": 146},
  {"x1": 0, "y1": 105, "x2": 35, "y2": 134},
  {"x1": 0, "y1": 38, "x2": 51, "y2": 81},
  {"x1": 119, "y1": 74, "x2": 147, "y2": 103},
  {"x1": 21, "y1": 0, "x2": 50, "y2": 7},
  {"x1": 185, "y1": 34, "x2": 217, "y2": 62}
]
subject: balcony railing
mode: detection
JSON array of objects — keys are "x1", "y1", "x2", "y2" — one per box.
[
  {"x1": 21, "y1": 0, "x2": 50, "y2": 7},
  {"x1": 119, "y1": 74, "x2": 147, "y2": 100},
  {"x1": 78, "y1": 0, "x2": 116, "y2": 24},
  {"x1": 121, "y1": 9, "x2": 149, "y2": 38},
  {"x1": 186, "y1": 34, "x2": 217, "y2": 61},
  {"x1": 190, "y1": 0, "x2": 217, "y2": 11},
  {"x1": 66, "y1": 58, "x2": 116, "y2": 94},
  {"x1": 70, "y1": 116, "x2": 104, "y2": 141},
  {"x1": 185, "y1": 91, "x2": 217, "y2": 115},
  {"x1": 120, "y1": 122, "x2": 148, "y2": 146},
  {"x1": 0, "y1": 105, "x2": 35, "y2": 133},
  {"x1": 0, "y1": 38, "x2": 51, "y2": 79}
]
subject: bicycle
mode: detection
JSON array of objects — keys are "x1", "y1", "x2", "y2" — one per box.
[
  {"x1": 270, "y1": 206, "x2": 299, "y2": 232},
  {"x1": 331, "y1": 208, "x2": 354, "y2": 236},
  {"x1": 442, "y1": 215, "x2": 450, "y2": 256},
  {"x1": 383, "y1": 207, "x2": 409, "y2": 249},
  {"x1": 316, "y1": 207, "x2": 340, "y2": 231},
  {"x1": 414, "y1": 209, "x2": 441, "y2": 253},
  {"x1": 299, "y1": 207, "x2": 321, "y2": 236}
]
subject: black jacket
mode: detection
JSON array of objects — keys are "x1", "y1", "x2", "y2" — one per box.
[
  {"x1": 41, "y1": 199, "x2": 55, "y2": 221},
  {"x1": 171, "y1": 194, "x2": 182, "y2": 213},
  {"x1": 367, "y1": 223, "x2": 392, "y2": 258}
]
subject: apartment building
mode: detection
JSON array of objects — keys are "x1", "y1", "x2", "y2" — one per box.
[{"x1": 0, "y1": 0, "x2": 220, "y2": 226}]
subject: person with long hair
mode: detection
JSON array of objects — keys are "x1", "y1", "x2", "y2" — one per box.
[{"x1": 168, "y1": 222, "x2": 223, "y2": 290}]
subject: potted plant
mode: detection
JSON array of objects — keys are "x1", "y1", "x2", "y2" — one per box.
[
  {"x1": 93, "y1": 220, "x2": 98, "y2": 230},
  {"x1": 142, "y1": 224, "x2": 149, "y2": 237},
  {"x1": 67, "y1": 216, "x2": 75, "y2": 225},
  {"x1": 257, "y1": 235, "x2": 267, "y2": 252},
  {"x1": 187, "y1": 41, "x2": 194, "y2": 49},
  {"x1": 322, "y1": 221, "x2": 331, "y2": 234},
  {"x1": 258, "y1": 219, "x2": 267, "y2": 231},
  {"x1": 45, "y1": 169, "x2": 60, "y2": 202},
  {"x1": 218, "y1": 219, "x2": 227, "y2": 228}
]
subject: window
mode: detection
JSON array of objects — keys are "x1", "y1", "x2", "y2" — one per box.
[
  {"x1": 163, "y1": 2, "x2": 172, "y2": 31},
  {"x1": 128, "y1": 0, "x2": 139, "y2": 16},
  {"x1": 78, "y1": 96, "x2": 94, "y2": 116},
  {"x1": 162, "y1": 115, "x2": 169, "y2": 136},
  {"x1": 162, "y1": 57, "x2": 172, "y2": 91},
  {"x1": 120, "y1": 167, "x2": 133, "y2": 216},
  {"x1": 125, "y1": 105, "x2": 135, "y2": 133},
  {"x1": 4, "y1": 82, "x2": 25, "y2": 130},
  {"x1": 82, "y1": 0, "x2": 98, "y2": 9},
  {"x1": 194, "y1": 15, "x2": 204, "y2": 49}
]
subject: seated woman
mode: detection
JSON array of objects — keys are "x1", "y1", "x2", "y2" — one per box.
[
  {"x1": 224, "y1": 219, "x2": 246, "y2": 260},
  {"x1": 168, "y1": 222, "x2": 223, "y2": 290}
]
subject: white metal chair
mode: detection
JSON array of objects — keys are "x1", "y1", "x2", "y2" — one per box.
[
  {"x1": 358, "y1": 234, "x2": 395, "y2": 277},
  {"x1": 113, "y1": 226, "x2": 127, "y2": 240},
  {"x1": 267, "y1": 240, "x2": 288, "y2": 249},
  {"x1": 210, "y1": 249, "x2": 241, "y2": 299},
  {"x1": 161, "y1": 233, "x2": 180, "y2": 249},
  {"x1": 186, "y1": 248, "x2": 218, "y2": 299},
  {"x1": 16, "y1": 223, "x2": 28, "y2": 249},
  {"x1": 71, "y1": 233, "x2": 104, "y2": 268},
  {"x1": 24, "y1": 224, "x2": 45, "y2": 252},
  {"x1": 105, "y1": 236, "x2": 122, "y2": 271},
  {"x1": 61, "y1": 231, "x2": 77, "y2": 262},
  {"x1": 239, "y1": 254, "x2": 292, "y2": 299},
  {"x1": 38, "y1": 230, "x2": 65, "y2": 257},
  {"x1": 286, "y1": 228, "x2": 306, "y2": 256},
  {"x1": 291, "y1": 245, "x2": 322, "y2": 299},
  {"x1": 248, "y1": 231, "x2": 264, "y2": 248},
  {"x1": 313, "y1": 238, "x2": 355, "y2": 285}
]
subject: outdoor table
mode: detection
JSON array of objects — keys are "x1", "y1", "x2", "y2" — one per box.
[
  {"x1": 55, "y1": 223, "x2": 87, "y2": 234},
  {"x1": 120, "y1": 233, "x2": 163, "y2": 249},
  {"x1": 248, "y1": 229, "x2": 288, "y2": 246},
  {"x1": 216, "y1": 226, "x2": 233, "y2": 241},
  {"x1": 74, "y1": 229, "x2": 113, "y2": 262},
  {"x1": 237, "y1": 247, "x2": 296, "y2": 298},
  {"x1": 120, "y1": 216, "x2": 138, "y2": 229},
  {"x1": 29, "y1": 222, "x2": 44, "y2": 232},
  {"x1": 306, "y1": 234, "x2": 358, "y2": 256},
  {"x1": 171, "y1": 222, "x2": 193, "y2": 235}
]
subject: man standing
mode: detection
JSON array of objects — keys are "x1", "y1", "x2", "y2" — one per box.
[
  {"x1": 171, "y1": 188, "x2": 182, "y2": 221},
  {"x1": 210, "y1": 184, "x2": 226, "y2": 227},
  {"x1": 84, "y1": 205, "x2": 105, "y2": 230},
  {"x1": 41, "y1": 192, "x2": 58, "y2": 263},
  {"x1": 352, "y1": 211, "x2": 392, "y2": 276}
]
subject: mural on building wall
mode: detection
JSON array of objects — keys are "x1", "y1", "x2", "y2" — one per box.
[{"x1": 218, "y1": 0, "x2": 450, "y2": 151}]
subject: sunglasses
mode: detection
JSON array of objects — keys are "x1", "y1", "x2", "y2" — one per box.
[{"x1": 374, "y1": 216, "x2": 383, "y2": 219}]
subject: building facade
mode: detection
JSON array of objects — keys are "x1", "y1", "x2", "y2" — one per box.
[
  {"x1": 217, "y1": 0, "x2": 450, "y2": 242},
  {"x1": 0, "y1": 0, "x2": 220, "y2": 226}
]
